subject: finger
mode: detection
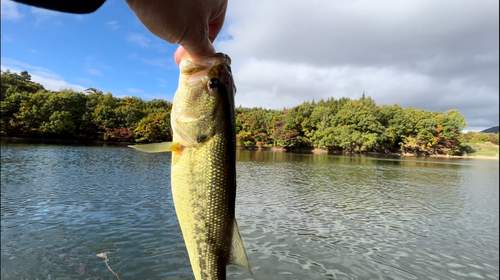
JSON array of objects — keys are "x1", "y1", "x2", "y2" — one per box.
[
  {"x1": 174, "y1": 46, "x2": 187, "y2": 65},
  {"x1": 208, "y1": 9, "x2": 226, "y2": 42},
  {"x1": 175, "y1": 1, "x2": 226, "y2": 61},
  {"x1": 182, "y1": 36, "x2": 215, "y2": 59}
]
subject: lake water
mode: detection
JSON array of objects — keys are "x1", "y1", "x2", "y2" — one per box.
[{"x1": 1, "y1": 141, "x2": 499, "y2": 280}]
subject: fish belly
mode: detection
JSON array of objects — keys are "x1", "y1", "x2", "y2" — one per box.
[{"x1": 171, "y1": 134, "x2": 235, "y2": 280}]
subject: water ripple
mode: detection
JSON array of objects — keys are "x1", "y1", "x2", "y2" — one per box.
[
  {"x1": 232, "y1": 150, "x2": 499, "y2": 280},
  {"x1": 1, "y1": 144, "x2": 498, "y2": 279}
]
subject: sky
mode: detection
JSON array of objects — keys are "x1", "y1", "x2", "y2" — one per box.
[{"x1": 1, "y1": 0, "x2": 498, "y2": 132}]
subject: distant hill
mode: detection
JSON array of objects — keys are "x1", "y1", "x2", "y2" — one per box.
[{"x1": 481, "y1": 126, "x2": 499, "y2": 134}]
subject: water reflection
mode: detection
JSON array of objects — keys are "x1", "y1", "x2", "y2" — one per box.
[
  {"x1": 1, "y1": 142, "x2": 499, "y2": 280},
  {"x1": 234, "y1": 149, "x2": 498, "y2": 280}
]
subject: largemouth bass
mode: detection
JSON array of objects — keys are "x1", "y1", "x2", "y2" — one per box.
[{"x1": 130, "y1": 53, "x2": 253, "y2": 280}]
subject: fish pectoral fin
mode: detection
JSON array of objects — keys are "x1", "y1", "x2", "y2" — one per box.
[
  {"x1": 228, "y1": 219, "x2": 256, "y2": 279},
  {"x1": 128, "y1": 142, "x2": 182, "y2": 153}
]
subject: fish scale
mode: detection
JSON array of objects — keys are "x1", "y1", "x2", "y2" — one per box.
[
  {"x1": 130, "y1": 53, "x2": 254, "y2": 280},
  {"x1": 172, "y1": 134, "x2": 234, "y2": 279}
]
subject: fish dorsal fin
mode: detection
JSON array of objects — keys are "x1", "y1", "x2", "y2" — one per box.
[
  {"x1": 228, "y1": 219, "x2": 256, "y2": 279},
  {"x1": 128, "y1": 142, "x2": 181, "y2": 153}
]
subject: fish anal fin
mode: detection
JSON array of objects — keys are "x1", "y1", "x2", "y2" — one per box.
[
  {"x1": 129, "y1": 142, "x2": 182, "y2": 153},
  {"x1": 228, "y1": 219, "x2": 256, "y2": 279}
]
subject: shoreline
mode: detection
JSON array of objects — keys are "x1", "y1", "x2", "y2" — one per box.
[
  {"x1": 0, "y1": 136, "x2": 133, "y2": 146},
  {"x1": 237, "y1": 146, "x2": 499, "y2": 160},
  {"x1": 2, "y1": 136, "x2": 498, "y2": 160}
]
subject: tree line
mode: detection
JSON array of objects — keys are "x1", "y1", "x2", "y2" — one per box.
[
  {"x1": 1, "y1": 70, "x2": 172, "y2": 143},
  {"x1": 1, "y1": 69, "x2": 496, "y2": 155},
  {"x1": 235, "y1": 96, "x2": 473, "y2": 155}
]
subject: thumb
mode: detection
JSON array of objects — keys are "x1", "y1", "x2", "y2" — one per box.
[{"x1": 181, "y1": 36, "x2": 215, "y2": 59}]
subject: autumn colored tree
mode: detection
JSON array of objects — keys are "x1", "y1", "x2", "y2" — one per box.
[
  {"x1": 2, "y1": 69, "x2": 481, "y2": 154},
  {"x1": 134, "y1": 112, "x2": 172, "y2": 142}
]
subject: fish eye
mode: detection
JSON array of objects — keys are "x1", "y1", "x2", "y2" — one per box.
[{"x1": 207, "y1": 78, "x2": 220, "y2": 93}]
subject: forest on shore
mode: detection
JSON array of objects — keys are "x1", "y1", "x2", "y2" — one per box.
[{"x1": 1, "y1": 70, "x2": 498, "y2": 156}]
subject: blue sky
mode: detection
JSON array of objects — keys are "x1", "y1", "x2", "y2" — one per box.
[
  {"x1": 1, "y1": 0, "x2": 181, "y2": 100},
  {"x1": 1, "y1": 0, "x2": 499, "y2": 131}
]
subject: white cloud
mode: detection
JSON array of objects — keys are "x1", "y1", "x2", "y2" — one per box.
[
  {"x1": 30, "y1": 6, "x2": 61, "y2": 24},
  {"x1": 1, "y1": 58, "x2": 87, "y2": 92},
  {"x1": 127, "y1": 52, "x2": 176, "y2": 69},
  {"x1": 127, "y1": 88, "x2": 145, "y2": 94},
  {"x1": 141, "y1": 57, "x2": 175, "y2": 68},
  {"x1": 126, "y1": 33, "x2": 151, "y2": 47},
  {"x1": 114, "y1": 94, "x2": 131, "y2": 98},
  {"x1": 1, "y1": 0, "x2": 23, "y2": 20},
  {"x1": 215, "y1": 0, "x2": 499, "y2": 128},
  {"x1": 84, "y1": 55, "x2": 110, "y2": 77},
  {"x1": 143, "y1": 93, "x2": 173, "y2": 101},
  {"x1": 106, "y1": 20, "x2": 119, "y2": 30},
  {"x1": 231, "y1": 59, "x2": 498, "y2": 128},
  {"x1": 3, "y1": 35, "x2": 13, "y2": 42},
  {"x1": 125, "y1": 33, "x2": 170, "y2": 53},
  {"x1": 231, "y1": 60, "x2": 431, "y2": 109},
  {"x1": 86, "y1": 68, "x2": 102, "y2": 76},
  {"x1": 76, "y1": 78, "x2": 94, "y2": 85},
  {"x1": 157, "y1": 78, "x2": 167, "y2": 88},
  {"x1": 463, "y1": 127, "x2": 490, "y2": 133}
]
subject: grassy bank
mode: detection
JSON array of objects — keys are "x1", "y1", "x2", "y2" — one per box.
[{"x1": 465, "y1": 142, "x2": 499, "y2": 157}]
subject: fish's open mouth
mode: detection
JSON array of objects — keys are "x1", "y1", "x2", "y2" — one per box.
[{"x1": 180, "y1": 53, "x2": 231, "y2": 76}]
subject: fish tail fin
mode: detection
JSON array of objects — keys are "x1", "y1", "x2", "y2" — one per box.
[
  {"x1": 128, "y1": 142, "x2": 182, "y2": 153},
  {"x1": 228, "y1": 219, "x2": 256, "y2": 279}
]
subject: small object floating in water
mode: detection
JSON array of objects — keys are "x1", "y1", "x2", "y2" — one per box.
[
  {"x1": 96, "y1": 252, "x2": 120, "y2": 280},
  {"x1": 96, "y1": 253, "x2": 107, "y2": 260}
]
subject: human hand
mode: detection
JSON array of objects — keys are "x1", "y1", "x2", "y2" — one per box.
[{"x1": 125, "y1": 0, "x2": 228, "y2": 65}]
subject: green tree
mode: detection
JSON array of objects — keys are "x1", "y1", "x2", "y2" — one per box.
[
  {"x1": 488, "y1": 134, "x2": 499, "y2": 145},
  {"x1": 328, "y1": 95, "x2": 385, "y2": 151},
  {"x1": 0, "y1": 69, "x2": 472, "y2": 153},
  {"x1": 1, "y1": 91, "x2": 28, "y2": 133},
  {"x1": 379, "y1": 104, "x2": 406, "y2": 150},
  {"x1": 40, "y1": 111, "x2": 76, "y2": 135},
  {"x1": 1, "y1": 70, "x2": 45, "y2": 101},
  {"x1": 14, "y1": 90, "x2": 52, "y2": 134},
  {"x1": 114, "y1": 105, "x2": 145, "y2": 129},
  {"x1": 134, "y1": 112, "x2": 172, "y2": 142}
]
